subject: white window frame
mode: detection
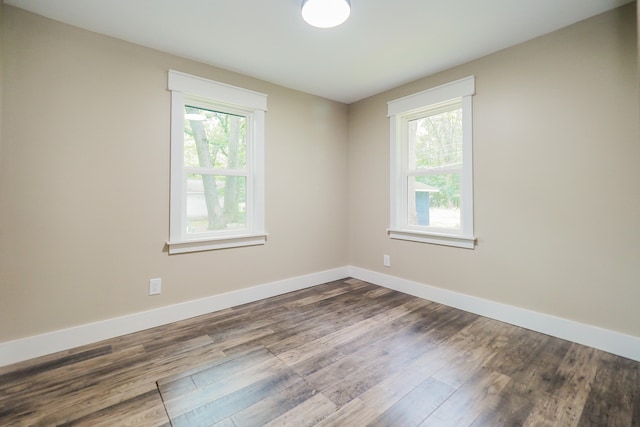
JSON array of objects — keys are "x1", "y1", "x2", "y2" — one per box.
[
  {"x1": 388, "y1": 76, "x2": 475, "y2": 249},
  {"x1": 167, "y1": 70, "x2": 267, "y2": 254}
]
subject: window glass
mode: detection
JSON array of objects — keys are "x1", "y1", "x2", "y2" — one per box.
[
  {"x1": 185, "y1": 174, "x2": 247, "y2": 234},
  {"x1": 168, "y1": 70, "x2": 266, "y2": 254},
  {"x1": 183, "y1": 106, "x2": 247, "y2": 169},
  {"x1": 410, "y1": 108, "x2": 462, "y2": 170},
  {"x1": 388, "y1": 76, "x2": 475, "y2": 249},
  {"x1": 407, "y1": 174, "x2": 461, "y2": 229}
]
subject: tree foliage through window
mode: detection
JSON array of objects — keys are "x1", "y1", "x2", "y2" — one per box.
[
  {"x1": 411, "y1": 108, "x2": 462, "y2": 209},
  {"x1": 184, "y1": 105, "x2": 247, "y2": 232}
]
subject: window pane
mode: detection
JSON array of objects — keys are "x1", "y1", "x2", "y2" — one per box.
[
  {"x1": 186, "y1": 174, "x2": 247, "y2": 234},
  {"x1": 183, "y1": 106, "x2": 247, "y2": 169},
  {"x1": 409, "y1": 108, "x2": 462, "y2": 170},
  {"x1": 408, "y1": 174, "x2": 461, "y2": 229}
]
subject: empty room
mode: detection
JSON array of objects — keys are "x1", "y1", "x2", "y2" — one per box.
[{"x1": 1, "y1": 0, "x2": 639, "y2": 425}]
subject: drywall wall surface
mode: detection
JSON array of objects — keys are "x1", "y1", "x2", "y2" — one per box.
[
  {"x1": 0, "y1": 0, "x2": 4, "y2": 159},
  {"x1": 0, "y1": 6, "x2": 348, "y2": 341},
  {"x1": 348, "y1": 4, "x2": 639, "y2": 337}
]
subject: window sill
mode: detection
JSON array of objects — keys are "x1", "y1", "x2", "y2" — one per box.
[
  {"x1": 167, "y1": 233, "x2": 267, "y2": 254},
  {"x1": 388, "y1": 229, "x2": 475, "y2": 249}
]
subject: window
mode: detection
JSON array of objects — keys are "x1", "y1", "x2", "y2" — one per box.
[
  {"x1": 167, "y1": 70, "x2": 267, "y2": 254},
  {"x1": 388, "y1": 76, "x2": 475, "y2": 249}
]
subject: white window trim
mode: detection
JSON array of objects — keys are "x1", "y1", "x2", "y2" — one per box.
[
  {"x1": 167, "y1": 70, "x2": 267, "y2": 254},
  {"x1": 388, "y1": 76, "x2": 476, "y2": 249}
]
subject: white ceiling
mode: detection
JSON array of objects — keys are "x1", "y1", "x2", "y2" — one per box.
[{"x1": 4, "y1": 0, "x2": 634, "y2": 104}]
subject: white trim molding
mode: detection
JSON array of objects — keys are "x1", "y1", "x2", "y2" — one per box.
[
  {"x1": 388, "y1": 76, "x2": 475, "y2": 249},
  {"x1": 348, "y1": 266, "x2": 640, "y2": 362},
  {"x1": 0, "y1": 267, "x2": 349, "y2": 367},
  {"x1": 2, "y1": 266, "x2": 638, "y2": 367},
  {"x1": 167, "y1": 233, "x2": 268, "y2": 254},
  {"x1": 387, "y1": 76, "x2": 475, "y2": 117},
  {"x1": 168, "y1": 70, "x2": 267, "y2": 111},
  {"x1": 167, "y1": 70, "x2": 267, "y2": 254},
  {"x1": 388, "y1": 229, "x2": 475, "y2": 249}
]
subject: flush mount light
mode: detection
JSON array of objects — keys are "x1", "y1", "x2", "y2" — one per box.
[{"x1": 301, "y1": 0, "x2": 351, "y2": 29}]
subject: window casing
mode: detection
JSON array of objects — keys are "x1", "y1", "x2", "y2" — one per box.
[
  {"x1": 167, "y1": 70, "x2": 267, "y2": 254},
  {"x1": 388, "y1": 76, "x2": 475, "y2": 249}
]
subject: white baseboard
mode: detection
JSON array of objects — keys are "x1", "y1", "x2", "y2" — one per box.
[
  {"x1": 3, "y1": 265, "x2": 638, "y2": 367},
  {"x1": 348, "y1": 266, "x2": 640, "y2": 362},
  {"x1": 0, "y1": 267, "x2": 349, "y2": 367}
]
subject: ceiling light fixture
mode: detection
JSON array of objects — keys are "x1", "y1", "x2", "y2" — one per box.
[{"x1": 301, "y1": 0, "x2": 351, "y2": 29}]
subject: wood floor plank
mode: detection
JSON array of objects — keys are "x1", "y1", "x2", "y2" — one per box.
[
  {"x1": 229, "y1": 376, "x2": 317, "y2": 426},
  {"x1": 0, "y1": 344, "x2": 148, "y2": 424},
  {"x1": 577, "y1": 353, "x2": 639, "y2": 426},
  {"x1": 110, "y1": 308, "x2": 234, "y2": 353},
  {"x1": 328, "y1": 297, "x2": 436, "y2": 356},
  {"x1": 157, "y1": 347, "x2": 273, "y2": 400},
  {"x1": 430, "y1": 318, "x2": 504, "y2": 389},
  {"x1": 367, "y1": 377, "x2": 455, "y2": 427},
  {"x1": 161, "y1": 353, "x2": 288, "y2": 418},
  {"x1": 482, "y1": 323, "x2": 550, "y2": 378},
  {"x1": 468, "y1": 335, "x2": 574, "y2": 427},
  {"x1": 267, "y1": 286, "x2": 415, "y2": 353},
  {"x1": 27, "y1": 337, "x2": 222, "y2": 425},
  {"x1": 170, "y1": 365, "x2": 302, "y2": 427},
  {"x1": 319, "y1": 328, "x2": 449, "y2": 406},
  {"x1": 0, "y1": 345, "x2": 112, "y2": 385},
  {"x1": 288, "y1": 347, "x2": 349, "y2": 377},
  {"x1": 225, "y1": 284, "x2": 400, "y2": 356},
  {"x1": 262, "y1": 393, "x2": 337, "y2": 427},
  {"x1": 57, "y1": 389, "x2": 170, "y2": 427},
  {"x1": 282, "y1": 282, "x2": 370, "y2": 308},
  {"x1": 357, "y1": 344, "x2": 450, "y2": 414},
  {"x1": 313, "y1": 397, "x2": 379, "y2": 427},
  {"x1": 420, "y1": 370, "x2": 511, "y2": 426},
  {"x1": 1, "y1": 278, "x2": 639, "y2": 426},
  {"x1": 276, "y1": 303, "x2": 412, "y2": 366},
  {"x1": 468, "y1": 379, "x2": 538, "y2": 427},
  {"x1": 300, "y1": 307, "x2": 448, "y2": 393},
  {"x1": 505, "y1": 333, "x2": 572, "y2": 395},
  {"x1": 522, "y1": 344, "x2": 601, "y2": 427}
]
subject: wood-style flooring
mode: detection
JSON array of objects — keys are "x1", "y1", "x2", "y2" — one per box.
[{"x1": 1, "y1": 278, "x2": 639, "y2": 426}]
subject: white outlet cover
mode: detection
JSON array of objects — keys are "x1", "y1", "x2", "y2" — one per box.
[{"x1": 149, "y1": 278, "x2": 162, "y2": 295}]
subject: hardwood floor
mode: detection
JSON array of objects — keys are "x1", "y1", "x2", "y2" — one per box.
[{"x1": 1, "y1": 278, "x2": 638, "y2": 426}]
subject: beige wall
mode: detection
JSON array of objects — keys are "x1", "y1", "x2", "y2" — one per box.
[
  {"x1": 1, "y1": 3, "x2": 638, "y2": 345},
  {"x1": 349, "y1": 3, "x2": 639, "y2": 337},
  {"x1": 0, "y1": 7, "x2": 348, "y2": 341},
  {"x1": 0, "y1": 0, "x2": 3, "y2": 159}
]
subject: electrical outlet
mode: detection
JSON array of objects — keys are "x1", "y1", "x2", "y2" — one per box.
[
  {"x1": 383, "y1": 255, "x2": 391, "y2": 267},
  {"x1": 149, "y1": 278, "x2": 162, "y2": 295}
]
